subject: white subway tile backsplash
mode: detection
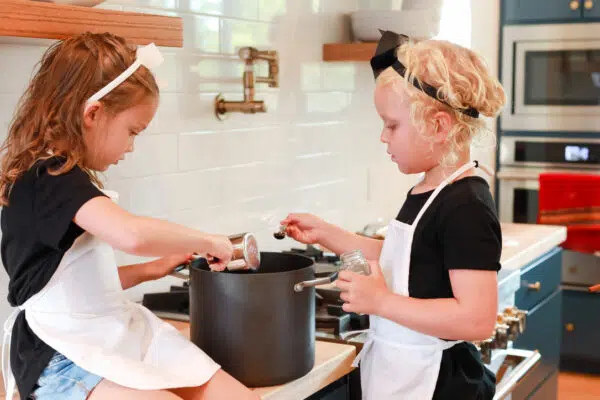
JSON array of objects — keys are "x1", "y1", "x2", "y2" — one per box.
[
  {"x1": 113, "y1": 169, "x2": 223, "y2": 216},
  {"x1": 258, "y1": 0, "x2": 286, "y2": 21},
  {"x1": 108, "y1": 134, "x2": 179, "y2": 179},
  {"x1": 0, "y1": 46, "x2": 47, "y2": 94},
  {"x1": 220, "y1": 19, "x2": 272, "y2": 54},
  {"x1": 183, "y1": 14, "x2": 221, "y2": 52},
  {"x1": 0, "y1": 94, "x2": 20, "y2": 135}
]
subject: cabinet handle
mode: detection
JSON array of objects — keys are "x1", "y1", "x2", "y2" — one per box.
[
  {"x1": 584, "y1": 0, "x2": 594, "y2": 9},
  {"x1": 570, "y1": 0, "x2": 581, "y2": 10},
  {"x1": 565, "y1": 323, "x2": 575, "y2": 332},
  {"x1": 527, "y1": 281, "x2": 541, "y2": 291}
]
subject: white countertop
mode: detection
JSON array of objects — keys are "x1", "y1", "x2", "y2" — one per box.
[{"x1": 500, "y1": 223, "x2": 567, "y2": 271}]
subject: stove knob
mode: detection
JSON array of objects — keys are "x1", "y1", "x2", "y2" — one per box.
[
  {"x1": 503, "y1": 316, "x2": 521, "y2": 341},
  {"x1": 516, "y1": 309, "x2": 527, "y2": 334},
  {"x1": 504, "y1": 306, "x2": 527, "y2": 334},
  {"x1": 492, "y1": 323, "x2": 509, "y2": 350},
  {"x1": 496, "y1": 313, "x2": 505, "y2": 324},
  {"x1": 476, "y1": 338, "x2": 494, "y2": 365}
]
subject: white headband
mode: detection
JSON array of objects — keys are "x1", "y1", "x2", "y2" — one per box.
[{"x1": 86, "y1": 42, "x2": 164, "y2": 105}]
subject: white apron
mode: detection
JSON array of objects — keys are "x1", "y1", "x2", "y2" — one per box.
[
  {"x1": 2, "y1": 190, "x2": 219, "y2": 399},
  {"x1": 353, "y1": 161, "x2": 490, "y2": 400}
]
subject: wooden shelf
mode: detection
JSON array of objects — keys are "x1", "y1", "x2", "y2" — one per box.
[
  {"x1": 0, "y1": 0, "x2": 183, "y2": 48},
  {"x1": 323, "y1": 42, "x2": 377, "y2": 62}
]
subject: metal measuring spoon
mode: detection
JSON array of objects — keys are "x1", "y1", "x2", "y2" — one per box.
[{"x1": 273, "y1": 224, "x2": 287, "y2": 240}]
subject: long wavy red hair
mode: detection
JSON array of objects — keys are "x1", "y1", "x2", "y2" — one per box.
[{"x1": 0, "y1": 32, "x2": 159, "y2": 205}]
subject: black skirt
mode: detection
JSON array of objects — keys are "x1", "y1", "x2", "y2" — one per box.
[{"x1": 433, "y1": 342, "x2": 496, "y2": 400}]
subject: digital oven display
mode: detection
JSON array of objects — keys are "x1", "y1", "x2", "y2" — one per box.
[
  {"x1": 515, "y1": 141, "x2": 600, "y2": 164},
  {"x1": 565, "y1": 145, "x2": 590, "y2": 162}
]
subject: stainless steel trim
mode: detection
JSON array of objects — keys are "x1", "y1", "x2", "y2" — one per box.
[
  {"x1": 561, "y1": 284, "x2": 595, "y2": 292},
  {"x1": 562, "y1": 250, "x2": 600, "y2": 286},
  {"x1": 499, "y1": 136, "x2": 600, "y2": 168},
  {"x1": 497, "y1": 168, "x2": 600, "y2": 179},
  {"x1": 493, "y1": 349, "x2": 542, "y2": 400},
  {"x1": 498, "y1": 177, "x2": 539, "y2": 223},
  {"x1": 294, "y1": 272, "x2": 339, "y2": 292},
  {"x1": 514, "y1": 40, "x2": 600, "y2": 117},
  {"x1": 501, "y1": 23, "x2": 600, "y2": 132}
]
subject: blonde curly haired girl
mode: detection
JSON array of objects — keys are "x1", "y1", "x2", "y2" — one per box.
[{"x1": 283, "y1": 31, "x2": 506, "y2": 400}]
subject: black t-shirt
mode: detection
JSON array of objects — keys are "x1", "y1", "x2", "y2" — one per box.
[
  {"x1": 395, "y1": 176, "x2": 500, "y2": 400},
  {"x1": 1, "y1": 157, "x2": 105, "y2": 399}
]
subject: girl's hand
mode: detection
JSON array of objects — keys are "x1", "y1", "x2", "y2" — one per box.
[
  {"x1": 147, "y1": 253, "x2": 194, "y2": 280},
  {"x1": 335, "y1": 260, "x2": 390, "y2": 315},
  {"x1": 281, "y1": 213, "x2": 328, "y2": 245},
  {"x1": 205, "y1": 234, "x2": 234, "y2": 271}
]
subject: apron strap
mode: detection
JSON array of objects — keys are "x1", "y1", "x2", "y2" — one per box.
[
  {"x1": 412, "y1": 161, "x2": 489, "y2": 228},
  {"x1": 339, "y1": 328, "x2": 370, "y2": 341},
  {"x1": 3, "y1": 308, "x2": 22, "y2": 400},
  {"x1": 351, "y1": 331, "x2": 374, "y2": 368}
]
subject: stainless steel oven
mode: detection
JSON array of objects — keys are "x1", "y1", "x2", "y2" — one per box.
[
  {"x1": 497, "y1": 136, "x2": 600, "y2": 224},
  {"x1": 501, "y1": 23, "x2": 600, "y2": 132}
]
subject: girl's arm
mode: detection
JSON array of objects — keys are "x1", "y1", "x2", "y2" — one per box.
[
  {"x1": 337, "y1": 265, "x2": 498, "y2": 341},
  {"x1": 118, "y1": 254, "x2": 192, "y2": 290},
  {"x1": 282, "y1": 213, "x2": 384, "y2": 259},
  {"x1": 319, "y1": 224, "x2": 385, "y2": 260},
  {"x1": 74, "y1": 197, "x2": 231, "y2": 265}
]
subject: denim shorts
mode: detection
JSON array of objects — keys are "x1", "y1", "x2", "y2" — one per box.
[{"x1": 31, "y1": 352, "x2": 103, "y2": 400}]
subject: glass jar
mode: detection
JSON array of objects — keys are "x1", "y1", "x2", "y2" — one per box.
[{"x1": 339, "y1": 249, "x2": 371, "y2": 275}]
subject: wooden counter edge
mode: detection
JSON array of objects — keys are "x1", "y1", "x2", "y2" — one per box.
[{"x1": 163, "y1": 320, "x2": 357, "y2": 399}]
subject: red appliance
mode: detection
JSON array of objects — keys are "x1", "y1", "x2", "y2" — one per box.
[{"x1": 538, "y1": 172, "x2": 600, "y2": 255}]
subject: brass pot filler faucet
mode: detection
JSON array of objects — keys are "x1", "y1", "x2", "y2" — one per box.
[{"x1": 215, "y1": 47, "x2": 279, "y2": 120}]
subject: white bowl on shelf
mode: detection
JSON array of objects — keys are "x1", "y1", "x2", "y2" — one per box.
[
  {"x1": 34, "y1": 0, "x2": 106, "y2": 6},
  {"x1": 350, "y1": 9, "x2": 442, "y2": 42}
]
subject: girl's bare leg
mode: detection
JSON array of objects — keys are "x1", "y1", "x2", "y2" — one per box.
[
  {"x1": 88, "y1": 379, "x2": 182, "y2": 399},
  {"x1": 168, "y1": 369, "x2": 259, "y2": 400}
]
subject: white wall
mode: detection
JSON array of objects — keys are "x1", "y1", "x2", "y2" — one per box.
[
  {"x1": 470, "y1": 0, "x2": 501, "y2": 185},
  {"x1": 0, "y1": 0, "x2": 501, "y2": 322}
]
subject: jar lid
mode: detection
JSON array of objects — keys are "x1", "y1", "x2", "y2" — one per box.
[{"x1": 243, "y1": 233, "x2": 261, "y2": 270}]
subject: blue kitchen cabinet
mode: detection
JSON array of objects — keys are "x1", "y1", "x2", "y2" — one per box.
[
  {"x1": 503, "y1": 0, "x2": 583, "y2": 24},
  {"x1": 513, "y1": 289, "x2": 562, "y2": 400},
  {"x1": 560, "y1": 288, "x2": 600, "y2": 373},
  {"x1": 583, "y1": 0, "x2": 600, "y2": 18},
  {"x1": 512, "y1": 247, "x2": 563, "y2": 400}
]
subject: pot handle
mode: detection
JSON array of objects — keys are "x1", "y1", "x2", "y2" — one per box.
[
  {"x1": 294, "y1": 271, "x2": 338, "y2": 292},
  {"x1": 170, "y1": 256, "x2": 207, "y2": 280},
  {"x1": 170, "y1": 263, "x2": 190, "y2": 280}
]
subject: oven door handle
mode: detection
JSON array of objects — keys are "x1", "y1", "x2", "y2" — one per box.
[{"x1": 493, "y1": 349, "x2": 541, "y2": 400}]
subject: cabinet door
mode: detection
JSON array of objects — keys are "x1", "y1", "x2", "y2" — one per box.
[
  {"x1": 515, "y1": 247, "x2": 562, "y2": 311},
  {"x1": 583, "y1": 0, "x2": 600, "y2": 17},
  {"x1": 503, "y1": 0, "x2": 582, "y2": 23},
  {"x1": 561, "y1": 289, "x2": 600, "y2": 364},
  {"x1": 513, "y1": 289, "x2": 562, "y2": 400}
]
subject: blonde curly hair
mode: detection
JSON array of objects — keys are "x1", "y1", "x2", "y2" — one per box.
[{"x1": 377, "y1": 39, "x2": 506, "y2": 166}]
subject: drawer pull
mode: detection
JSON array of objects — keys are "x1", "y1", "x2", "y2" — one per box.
[
  {"x1": 570, "y1": 0, "x2": 581, "y2": 10},
  {"x1": 527, "y1": 281, "x2": 541, "y2": 291},
  {"x1": 584, "y1": 0, "x2": 594, "y2": 10},
  {"x1": 565, "y1": 323, "x2": 575, "y2": 332}
]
